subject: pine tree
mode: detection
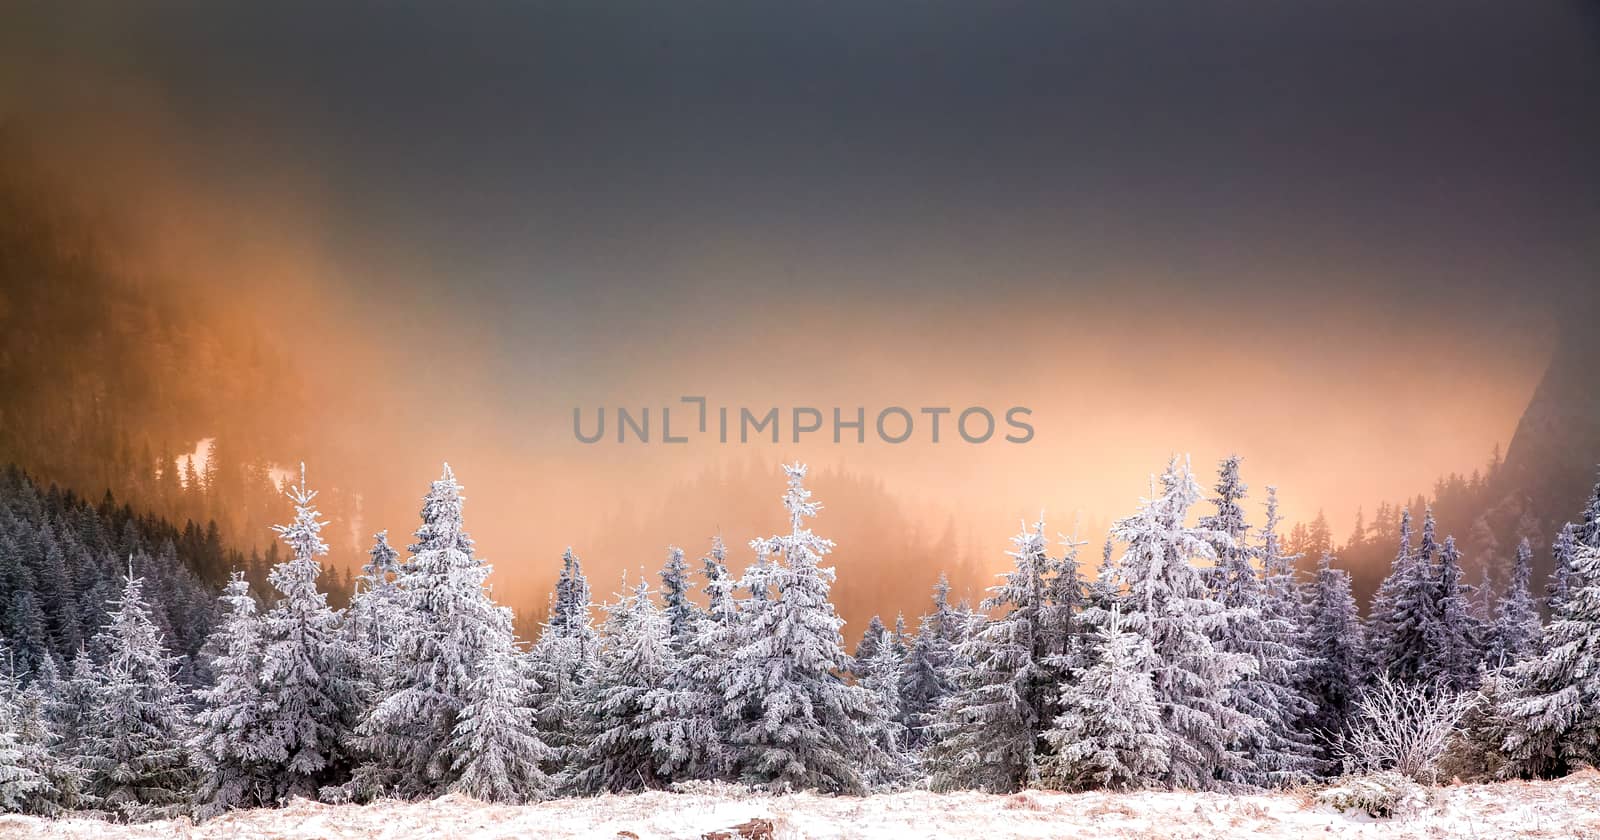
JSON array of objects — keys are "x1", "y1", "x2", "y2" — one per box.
[
  {"x1": 858, "y1": 627, "x2": 913, "y2": 788},
  {"x1": 646, "y1": 537, "x2": 741, "y2": 783},
  {"x1": 853, "y1": 614, "x2": 888, "y2": 678},
  {"x1": 1423, "y1": 536, "x2": 1482, "y2": 692},
  {"x1": 81, "y1": 569, "x2": 193, "y2": 820},
  {"x1": 190, "y1": 572, "x2": 272, "y2": 817},
  {"x1": 1502, "y1": 542, "x2": 1600, "y2": 777},
  {"x1": 348, "y1": 531, "x2": 405, "y2": 661},
  {"x1": 528, "y1": 548, "x2": 598, "y2": 773},
  {"x1": 899, "y1": 575, "x2": 957, "y2": 750},
  {"x1": 0, "y1": 649, "x2": 54, "y2": 814},
  {"x1": 1039, "y1": 608, "x2": 1168, "y2": 791},
  {"x1": 724, "y1": 463, "x2": 881, "y2": 793},
  {"x1": 659, "y1": 546, "x2": 698, "y2": 647},
  {"x1": 1486, "y1": 538, "x2": 1541, "y2": 670},
  {"x1": 1548, "y1": 524, "x2": 1578, "y2": 614},
  {"x1": 1367, "y1": 508, "x2": 1442, "y2": 683},
  {"x1": 449, "y1": 646, "x2": 554, "y2": 803},
  {"x1": 256, "y1": 467, "x2": 365, "y2": 801},
  {"x1": 1108, "y1": 456, "x2": 1254, "y2": 791},
  {"x1": 927, "y1": 520, "x2": 1053, "y2": 792},
  {"x1": 1301, "y1": 553, "x2": 1365, "y2": 744},
  {"x1": 356, "y1": 464, "x2": 515, "y2": 798},
  {"x1": 571, "y1": 580, "x2": 675, "y2": 793}
]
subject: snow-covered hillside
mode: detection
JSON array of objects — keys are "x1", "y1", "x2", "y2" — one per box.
[{"x1": 6, "y1": 773, "x2": 1598, "y2": 840}]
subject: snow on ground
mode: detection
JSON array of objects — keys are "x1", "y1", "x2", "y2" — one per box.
[{"x1": 6, "y1": 772, "x2": 1600, "y2": 840}]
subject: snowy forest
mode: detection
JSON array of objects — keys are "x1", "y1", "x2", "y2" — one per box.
[{"x1": 3, "y1": 453, "x2": 1600, "y2": 823}]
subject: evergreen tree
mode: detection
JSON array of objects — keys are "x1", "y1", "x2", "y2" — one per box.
[
  {"x1": 658, "y1": 546, "x2": 698, "y2": 647},
  {"x1": 449, "y1": 646, "x2": 554, "y2": 803},
  {"x1": 356, "y1": 464, "x2": 513, "y2": 798},
  {"x1": 858, "y1": 627, "x2": 913, "y2": 788},
  {"x1": 1548, "y1": 524, "x2": 1578, "y2": 614},
  {"x1": 927, "y1": 520, "x2": 1053, "y2": 792},
  {"x1": 0, "y1": 650, "x2": 55, "y2": 814},
  {"x1": 256, "y1": 467, "x2": 365, "y2": 801},
  {"x1": 348, "y1": 531, "x2": 405, "y2": 661},
  {"x1": 647, "y1": 537, "x2": 741, "y2": 783},
  {"x1": 551, "y1": 548, "x2": 598, "y2": 663},
  {"x1": 1301, "y1": 553, "x2": 1365, "y2": 743},
  {"x1": 1039, "y1": 608, "x2": 1168, "y2": 791},
  {"x1": 724, "y1": 463, "x2": 882, "y2": 793},
  {"x1": 572, "y1": 580, "x2": 675, "y2": 793},
  {"x1": 853, "y1": 614, "x2": 888, "y2": 678},
  {"x1": 81, "y1": 569, "x2": 193, "y2": 820},
  {"x1": 190, "y1": 573, "x2": 272, "y2": 817},
  {"x1": 1367, "y1": 508, "x2": 1441, "y2": 682},
  {"x1": 1486, "y1": 538, "x2": 1541, "y2": 670},
  {"x1": 1422, "y1": 536, "x2": 1482, "y2": 692},
  {"x1": 899, "y1": 575, "x2": 957, "y2": 750},
  {"x1": 1108, "y1": 456, "x2": 1254, "y2": 791},
  {"x1": 1502, "y1": 542, "x2": 1600, "y2": 777}
]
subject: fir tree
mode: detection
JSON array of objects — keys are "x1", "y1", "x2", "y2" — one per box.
[
  {"x1": 190, "y1": 573, "x2": 272, "y2": 817},
  {"x1": 571, "y1": 579, "x2": 675, "y2": 793},
  {"x1": 356, "y1": 464, "x2": 514, "y2": 798},
  {"x1": 658, "y1": 546, "x2": 698, "y2": 647},
  {"x1": 1486, "y1": 538, "x2": 1541, "y2": 670},
  {"x1": 1301, "y1": 553, "x2": 1365, "y2": 743},
  {"x1": 927, "y1": 520, "x2": 1053, "y2": 792},
  {"x1": 1039, "y1": 608, "x2": 1168, "y2": 791},
  {"x1": 256, "y1": 467, "x2": 365, "y2": 801},
  {"x1": 858, "y1": 627, "x2": 913, "y2": 788},
  {"x1": 1109, "y1": 456, "x2": 1254, "y2": 791},
  {"x1": 449, "y1": 646, "x2": 554, "y2": 803},
  {"x1": 854, "y1": 614, "x2": 888, "y2": 678},
  {"x1": 1548, "y1": 524, "x2": 1578, "y2": 614},
  {"x1": 1502, "y1": 542, "x2": 1600, "y2": 777},
  {"x1": 724, "y1": 463, "x2": 881, "y2": 793},
  {"x1": 81, "y1": 569, "x2": 193, "y2": 820},
  {"x1": 1367, "y1": 508, "x2": 1442, "y2": 683},
  {"x1": 348, "y1": 531, "x2": 405, "y2": 661},
  {"x1": 899, "y1": 575, "x2": 958, "y2": 750},
  {"x1": 1423, "y1": 536, "x2": 1482, "y2": 692},
  {"x1": 647, "y1": 537, "x2": 741, "y2": 782}
]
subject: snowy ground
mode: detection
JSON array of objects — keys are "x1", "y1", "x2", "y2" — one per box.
[{"x1": 6, "y1": 772, "x2": 1599, "y2": 840}]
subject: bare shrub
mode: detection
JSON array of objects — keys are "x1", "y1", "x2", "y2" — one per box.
[{"x1": 1334, "y1": 674, "x2": 1475, "y2": 784}]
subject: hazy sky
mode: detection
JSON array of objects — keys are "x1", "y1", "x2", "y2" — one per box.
[{"x1": 3, "y1": 2, "x2": 1597, "y2": 610}]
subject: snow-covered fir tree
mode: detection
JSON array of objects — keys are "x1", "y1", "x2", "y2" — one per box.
[
  {"x1": 527, "y1": 548, "x2": 597, "y2": 772},
  {"x1": 190, "y1": 573, "x2": 272, "y2": 817},
  {"x1": 1301, "y1": 552, "x2": 1365, "y2": 742},
  {"x1": 1040, "y1": 608, "x2": 1168, "y2": 791},
  {"x1": 927, "y1": 520, "x2": 1053, "y2": 792},
  {"x1": 1423, "y1": 536, "x2": 1482, "y2": 692},
  {"x1": 658, "y1": 546, "x2": 698, "y2": 648},
  {"x1": 0, "y1": 650, "x2": 56, "y2": 815},
  {"x1": 645, "y1": 537, "x2": 741, "y2": 783},
  {"x1": 1366, "y1": 508, "x2": 1441, "y2": 683},
  {"x1": 853, "y1": 614, "x2": 889, "y2": 678},
  {"x1": 1108, "y1": 456, "x2": 1254, "y2": 791},
  {"x1": 449, "y1": 644, "x2": 553, "y2": 803},
  {"x1": 571, "y1": 579, "x2": 676, "y2": 793},
  {"x1": 858, "y1": 626, "x2": 913, "y2": 788},
  {"x1": 1485, "y1": 538, "x2": 1541, "y2": 670},
  {"x1": 899, "y1": 575, "x2": 958, "y2": 750},
  {"x1": 255, "y1": 468, "x2": 365, "y2": 801},
  {"x1": 347, "y1": 531, "x2": 405, "y2": 661},
  {"x1": 1501, "y1": 542, "x2": 1600, "y2": 777},
  {"x1": 551, "y1": 547, "x2": 599, "y2": 663},
  {"x1": 1199, "y1": 460, "x2": 1316, "y2": 787},
  {"x1": 356, "y1": 464, "x2": 512, "y2": 798},
  {"x1": 723, "y1": 463, "x2": 883, "y2": 793},
  {"x1": 1548, "y1": 523, "x2": 1578, "y2": 613},
  {"x1": 81, "y1": 569, "x2": 193, "y2": 820}
]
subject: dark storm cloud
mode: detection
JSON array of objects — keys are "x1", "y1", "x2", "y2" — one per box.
[{"x1": 12, "y1": 1, "x2": 1593, "y2": 316}]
